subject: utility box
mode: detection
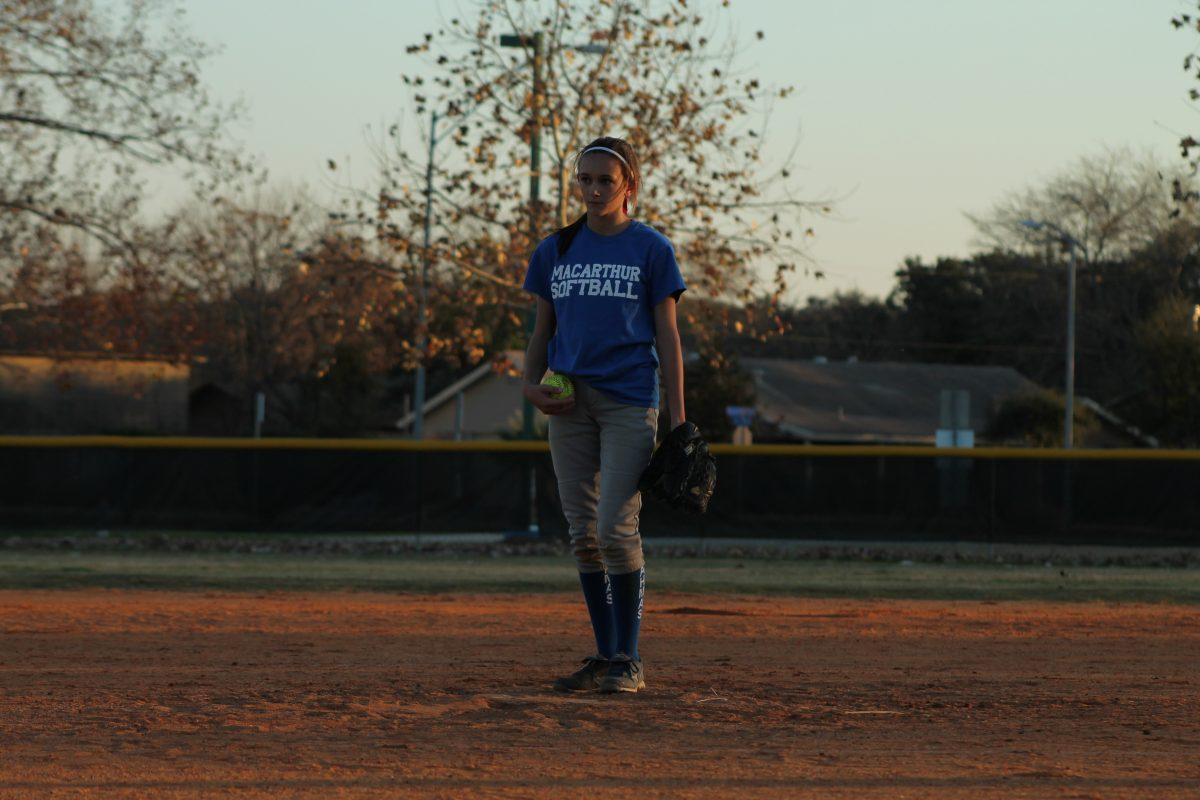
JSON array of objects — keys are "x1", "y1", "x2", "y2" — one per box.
[
  {"x1": 936, "y1": 389, "x2": 974, "y2": 447},
  {"x1": 935, "y1": 389, "x2": 972, "y2": 510}
]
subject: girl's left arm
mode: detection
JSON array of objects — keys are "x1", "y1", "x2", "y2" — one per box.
[{"x1": 653, "y1": 296, "x2": 686, "y2": 429}]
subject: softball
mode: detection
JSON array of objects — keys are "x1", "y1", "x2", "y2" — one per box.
[{"x1": 542, "y1": 373, "x2": 574, "y2": 398}]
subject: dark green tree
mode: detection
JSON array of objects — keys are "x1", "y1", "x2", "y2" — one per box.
[
  {"x1": 985, "y1": 390, "x2": 1096, "y2": 448},
  {"x1": 1130, "y1": 295, "x2": 1200, "y2": 446},
  {"x1": 680, "y1": 349, "x2": 756, "y2": 443}
]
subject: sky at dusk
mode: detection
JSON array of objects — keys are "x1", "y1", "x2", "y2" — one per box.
[{"x1": 162, "y1": 0, "x2": 1198, "y2": 303}]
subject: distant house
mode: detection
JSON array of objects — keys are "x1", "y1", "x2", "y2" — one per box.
[
  {"x1": 396, "y1": 355, "x2": 1041, "y2": 443},
  {"x1": 741, "y1": 358, "x2": 1160, "y2": 447},
  {"x1": 394, "y1": 351, "x2": 532, "y2": 439},
  {"x1": 393, "y1": 352, "x2": 1040, "y2": 444},
  {"x1": 389, "y1": 353, "x2": 1153, "y2": 446},
  {"x1": 741, "y1": 358, "x2": 1038, "y2": 445},
  {"x1": 0, "y1": 352, "x2": 191, "y2": 435}
]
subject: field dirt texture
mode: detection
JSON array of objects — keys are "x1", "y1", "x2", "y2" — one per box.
[{"x1": 1, "y1": 589, "x2": 1198, "y2": 799}]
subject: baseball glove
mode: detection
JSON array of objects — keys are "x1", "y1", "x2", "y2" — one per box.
[{"x1": 638, "y1": 421, "x2": 717, "y2": 514}]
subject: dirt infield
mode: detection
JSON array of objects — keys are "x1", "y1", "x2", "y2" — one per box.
[{"x1": 1, "y1": 590, "x2": 1198, "y2": 799}]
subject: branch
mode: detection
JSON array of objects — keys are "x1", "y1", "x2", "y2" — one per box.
[
  {"x1": 0, "y1": 112, "x2": 176, "y2": 163},
  {"x1": 0, "y1": 197, "x2": 136, "y2": 264},
  {"x1": 444, "y1": 256, "x2": 522, "y2": 289}
]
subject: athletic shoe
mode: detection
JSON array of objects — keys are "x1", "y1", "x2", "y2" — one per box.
[
  {"x1": 553, "y1": 655, "x2": 609, "y2": 692},
  {"x1": 598, "y1": 654, "x2": 645, "y2": 694}
]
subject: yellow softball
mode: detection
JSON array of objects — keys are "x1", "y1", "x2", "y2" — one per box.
[{"x1": 542, "y1": 373, "x2": 574, "y2": 398}]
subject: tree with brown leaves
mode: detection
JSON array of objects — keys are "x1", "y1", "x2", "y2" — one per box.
[
  {"x1": 170, "y1": 189, "x2": 402, "y2": 430},
  {"x1": 366, "y1": 0, "x2": 827, "y2": 374},
  {"x1": 1174, "y1": 5, "x2": 1200, "y2": 200}
]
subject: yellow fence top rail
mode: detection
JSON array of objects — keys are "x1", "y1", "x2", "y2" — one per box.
[{"x1": 1, "y1": 436, "x2": 1199, "y2": 460}]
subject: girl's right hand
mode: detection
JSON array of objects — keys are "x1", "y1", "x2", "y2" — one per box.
[{"x1": 524, "y1": 383, "x2": 576, "y2": 416}]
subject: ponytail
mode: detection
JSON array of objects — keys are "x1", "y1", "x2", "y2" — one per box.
[{"x1": 555, "y1": 214, "x2": 587, "y2": 259}]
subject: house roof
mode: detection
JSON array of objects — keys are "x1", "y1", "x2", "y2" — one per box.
[
  {"x1": 394, "y1": 350, "x2": 525, "y2": 431},
  {"x1": 743, "y1": 358, "x2": 1039, "y2": 443},
  {"x1": 391, "y1": 352, "x2": 1152, "y2": 446}
]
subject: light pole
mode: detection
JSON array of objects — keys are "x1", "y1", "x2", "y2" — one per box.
[
  {"x1": 496, "y1": 32, "x2": 607, "y2": 539},
  {"x1": 411, "y1": 33, "x2": 602, "y2": 441},
  {"x1": 412, "y1": 96, "x2": 489, "y2": 439},
  {"x1": 499, "y1": 32, "x2": 545, "y2": 440},
  {"x1": 412, "y1": 110, "x2": 437, "y2": 440},
  {"x1": 499, "y1": 32, "x2": 607, "y2": 439},
  {"x1": 1020, "y1": 219, "x2": 1081, "y2": 449}
]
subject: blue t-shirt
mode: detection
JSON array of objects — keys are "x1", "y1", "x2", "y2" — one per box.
[{"x1": 522, "y1": 220, "x2": 686, "y2": 408}]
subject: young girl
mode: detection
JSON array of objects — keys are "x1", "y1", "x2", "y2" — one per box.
[{"x1": 521, "y1": 136, "x2": 687, "y2": 694}]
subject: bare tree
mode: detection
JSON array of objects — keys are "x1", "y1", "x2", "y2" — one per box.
[
  {"x1": 966, "y1": 147, "x2": 1182, "y2": 265},
  {"x1": 0, "y1": 0, "x2": 245, "y2": 269}
]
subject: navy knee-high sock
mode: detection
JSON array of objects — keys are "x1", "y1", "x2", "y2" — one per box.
[
  {"x1": 578, "y1": 571, "x2": 616, "y2": 659},
  {"x1": 609, "y1": 567, "x2": 645, "y2": 661}
]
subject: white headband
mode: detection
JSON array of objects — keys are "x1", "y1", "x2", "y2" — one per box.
[{"x1": 579, "y1": 146, "x2": 629, "y2": 168}]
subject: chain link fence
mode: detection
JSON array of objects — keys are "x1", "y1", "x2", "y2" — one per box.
[{"x1": 1, "y1": 438, "x2": 1196, "y2": 546}]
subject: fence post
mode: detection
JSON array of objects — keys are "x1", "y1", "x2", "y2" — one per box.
[
  {"x1": 527, "y1": 452, "x2": 539, "y2": 534},
  {"x1": 987, "y1": 458, "x2": 996, "y2": 558},
  {"x1": 416, "y1": 448, "x2": 425, "y2": 533},
  {"x1": 1061, "y1": 459, "x2": 1074, "y2": 534},
  {"x1": 250, "y1": 447, "x2": 261, "y2": 531}
]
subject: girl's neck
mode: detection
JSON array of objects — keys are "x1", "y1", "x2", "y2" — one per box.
[{"x1": 585, "y1": 210, "x2": 633, "y2": 237}]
